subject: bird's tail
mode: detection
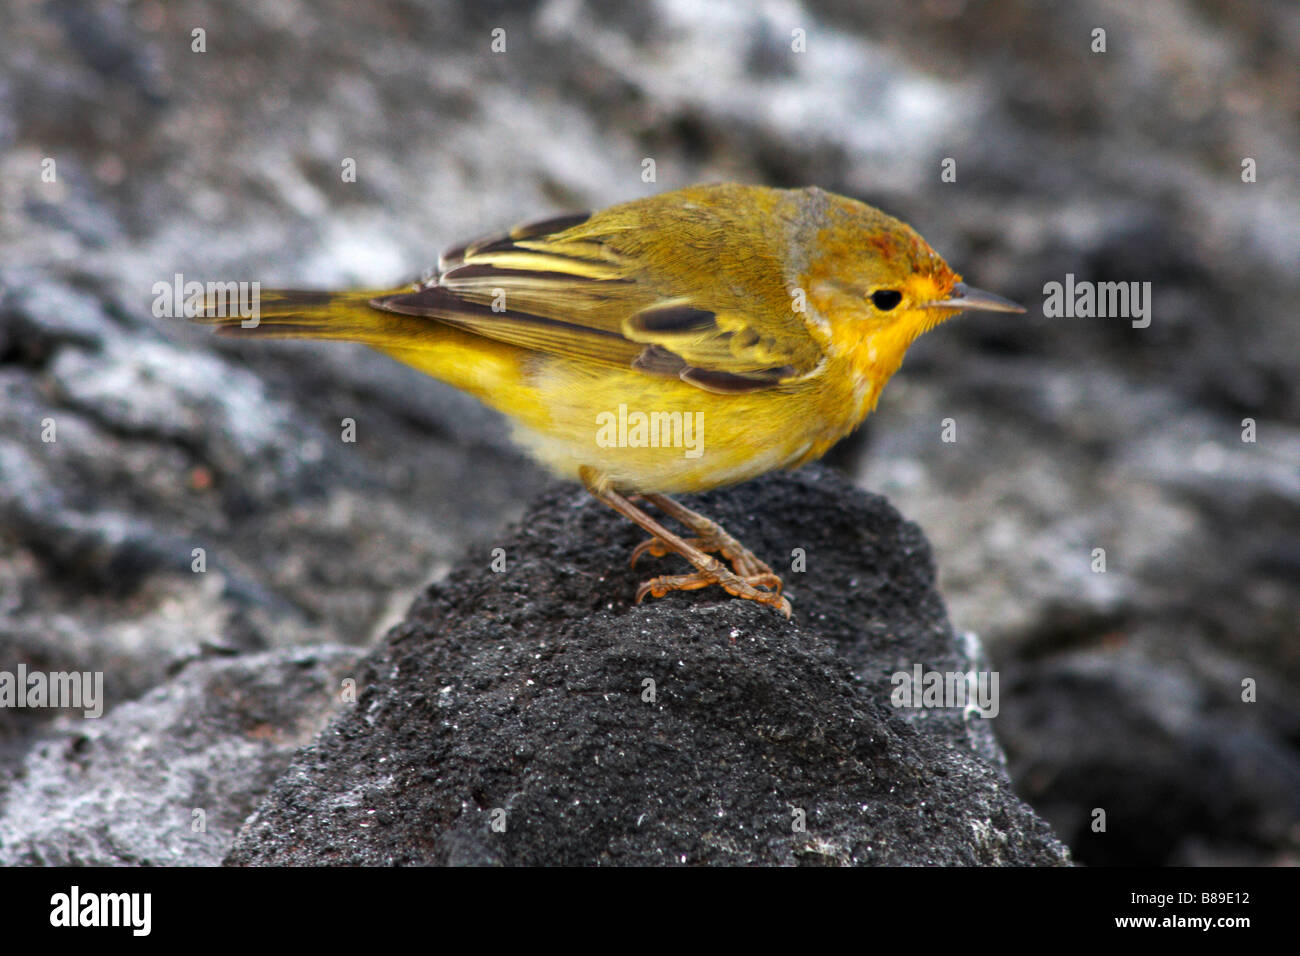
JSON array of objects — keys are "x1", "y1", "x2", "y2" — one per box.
[
  {"x1": 186, "y1": 286, "x2": 436, "y2": 348},
  {"x1": 183, "y1": 284, "x2": 535, "y2": 411}
]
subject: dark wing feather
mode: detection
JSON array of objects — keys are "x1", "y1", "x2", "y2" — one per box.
[{"x1": 372, "y1": 209, "x2": 825, "y2": 393}]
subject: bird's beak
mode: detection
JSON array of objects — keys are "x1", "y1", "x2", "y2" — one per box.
[{"x1": 925, "y1": 282, "x2": 1026, "y2": 313}]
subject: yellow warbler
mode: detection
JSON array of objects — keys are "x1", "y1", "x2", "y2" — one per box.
[{"x1": 191, "y1": 183, "x2": 1023, "y2": 617}]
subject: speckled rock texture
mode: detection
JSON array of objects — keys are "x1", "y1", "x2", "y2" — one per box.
[
  {"x1": 4, "y1": 0, "x2": 1296, "y2": 867},
  {"x1": 227, "y1": 468, "x2": 1070, "y2": 866}
]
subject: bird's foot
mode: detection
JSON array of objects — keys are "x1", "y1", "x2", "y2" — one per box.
[
  {"x1": 579, "y1": 469, "x2": 791, "y2": 620},
  {"x1": 630, "y1": 533, "x2": 781, "y2": 589},
  {"x1": 634, "y1": 564, "x2": 792, "y2": 619}
]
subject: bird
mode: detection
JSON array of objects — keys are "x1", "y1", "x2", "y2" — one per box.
[{"x1": 189, "y1": 182, "x2": 1024, "y2": 618}]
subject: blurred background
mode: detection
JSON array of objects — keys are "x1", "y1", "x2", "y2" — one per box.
[{"x1": 0, "y1": 0, "x2": 1297, "y2": 865}]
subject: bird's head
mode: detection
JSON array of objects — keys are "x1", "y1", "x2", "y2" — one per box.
[{"x1": 796, "y1": 190, "x2": 1024, "y2": 371}]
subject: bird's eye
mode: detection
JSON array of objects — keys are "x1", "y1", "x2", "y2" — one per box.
[{"x1": 871, "y1": 289, "x2": 902, "y2": 311}]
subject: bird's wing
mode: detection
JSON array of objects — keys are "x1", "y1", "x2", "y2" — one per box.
[{"x1": 370, "y1": 210, "x2": 825, "y2": 393}]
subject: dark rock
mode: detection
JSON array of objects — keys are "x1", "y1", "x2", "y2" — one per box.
[
  {"x1": 999, "y1": 650, "x2": 1300, "y2": 867},
  {"x1": 2, "y1": 0, "x2": 1296, "y2": 868},
  {"x1": 226, "y1": 468, "x2": 1069, "y2": 866}
]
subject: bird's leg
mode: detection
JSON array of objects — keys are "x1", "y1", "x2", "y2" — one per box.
[
  {"x1": 630, "y1": 493, "x2": 782, "y2": 593},
  {"x1": 580, "y1": 469, "x2": 790, "y2": 618}
]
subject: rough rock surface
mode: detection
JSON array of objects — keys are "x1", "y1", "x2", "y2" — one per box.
[
  {"x1": 2, "y1": 0, "x2": 1297, "y2": 865},
  {"x1": 0, "y1": 646, "x2": 359, "y2": 866},
  {"x1": 227, "y1": 468, "x2": 1069, "y2": 866}
]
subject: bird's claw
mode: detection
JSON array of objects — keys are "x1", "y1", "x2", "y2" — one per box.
[
  {"x1": 634, "y1": 565, "x2": 792, "y2": 619},
  {"x1": 631, "y1": 533, "x2": 782, "y2": 594}
]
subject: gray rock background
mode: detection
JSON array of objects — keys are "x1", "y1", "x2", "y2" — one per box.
[
  {"x1": 0, "y1": 646, "x2": 359, "y2": 865},
  {"x1": 1, "y1": 0, "x2": 1297, "y2": 865}
]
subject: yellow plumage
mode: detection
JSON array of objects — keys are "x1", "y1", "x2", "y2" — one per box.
[{"x1": 189, "y1": 183, "x2": 1023, "y2": 615}]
